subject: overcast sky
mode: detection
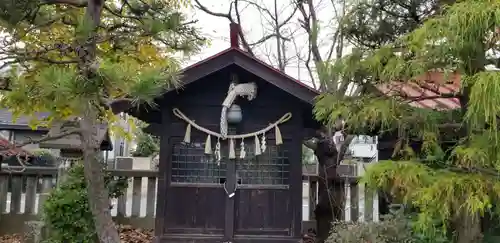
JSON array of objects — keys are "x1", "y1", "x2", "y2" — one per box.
[{"x1": 181, "y1": 0, "x2": 343, "y2": 87}]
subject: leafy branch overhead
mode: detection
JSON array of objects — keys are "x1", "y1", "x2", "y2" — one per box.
[
  {"x1": 315, "y1": 0, "x2": 500, "y2": 240},
  {"x1": 0, "y1": 0, "x2": 206, "y2": 123},
  {"x1": 0, "y1": 0, "x2": 205, "y2": 242}
]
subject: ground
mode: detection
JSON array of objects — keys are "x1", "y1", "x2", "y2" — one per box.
[{"x1": 0, "y1": 225, "x2": 153, "y2": 243}]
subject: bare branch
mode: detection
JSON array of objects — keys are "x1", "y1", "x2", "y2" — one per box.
[
  {"x1": 336, "y1": 135, "x2": 355, "y2": 165},
  {"x1": 193, "y1": 0, "x2": 255, "y2": 55},
  {"x1": 233, "y1": 0, "x2": 254, "y2": 56},
  {"x1": 193, "y1": 0, "x2": 233, "y2": 19},
  {"x1": 249, "y1": 34, "x2": 282, "y2": 46},
  {"x1": 404, "y1": 94, "x2": 459, "y2": 102}
]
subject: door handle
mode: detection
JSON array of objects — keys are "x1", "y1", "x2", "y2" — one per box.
[{"x1": 223, "y1": 181, "x2": 237, "y2": 198}]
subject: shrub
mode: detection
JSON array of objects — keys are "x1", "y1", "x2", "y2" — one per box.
[
  {"x1": 131, "y1": 129, "x2": 159, "y2": 157},
  {"x1": 31, "y1": 149, "x2": 58, "y2": 167},
  {"x1": 327, "y1": 209, "x2": 449, "y2": 243},
  {"x1": 42, "y1": 163, "x2": 127, "y2": 243}
]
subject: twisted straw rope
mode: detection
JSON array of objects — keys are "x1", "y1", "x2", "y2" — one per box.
[{"x1": 172, "y1": 108, "x2": 292, "y2": 139}]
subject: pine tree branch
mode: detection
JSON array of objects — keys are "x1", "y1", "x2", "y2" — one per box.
[
  {"x1": 448, "y1": 166, "x2": 500, "y2": 177},
  {"x1": 0, "y1": 128, "x2": 82, "y2": 154},
  {"x1": 42, "y1": 0, "x2": 88, "y2": 7},
  {"x1": 106, "y1": 98, "x2": 134, "y2": 114},
  {"x1": 102, "y1": 3, "x2": 141, "y2": 21}
]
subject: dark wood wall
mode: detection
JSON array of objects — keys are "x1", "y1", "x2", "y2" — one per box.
[{"x1": 154, "y1": 65, "x2": 311, "y2": 242}]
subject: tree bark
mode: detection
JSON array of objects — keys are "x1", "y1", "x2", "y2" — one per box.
[
  {"x1": 80, "y1": 105, "x2": 121, "y2": 243},
  {"x1": 77, "y1": 1, "x2": 119, "y2": 241},
  {"x1": 453, "y1": 209, "x2": 482, "y2": 243}
]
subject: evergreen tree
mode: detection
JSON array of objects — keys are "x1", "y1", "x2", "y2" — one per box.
[
  {"x1": 315, "y1": 1, "x2": 500, "y2": 242},
  {"x1": 0, "y1": 0, "x2": 204, "y2": 242},
  {"x1": 342, "y1": 0, "x2": 442, "y2": 49}
]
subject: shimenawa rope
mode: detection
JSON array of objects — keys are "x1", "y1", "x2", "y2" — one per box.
[
  {"x1": 173, "y1": 108, "x2": 291, "y2": 139},
  {"x1": 172, "y1": 108, "x2": 291, "y2": 161}
]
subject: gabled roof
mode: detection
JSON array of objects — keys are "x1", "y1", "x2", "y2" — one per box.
[
  {"x1": 177, "y1": 47, "x2": 462, "y2": 109},
  {"x1": 174, "y1": 47, "x2": 319, "y2": 104},
  {"x1": 0, "y1": 109, "x2": 113, "y2": 151},
  {"x1": 0, "y1": 109, "x2": 49, "y2": 131}
]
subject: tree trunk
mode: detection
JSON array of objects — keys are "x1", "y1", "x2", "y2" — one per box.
[
  {"x1": 453, "y1": 209, "x2": 482, "y2": 243},
  {"x1": 76, "y1": 0, "x2": 119, "y2": 242},
  {"x1": 80, "y1": 106, "x2": 120, "y2": 243}
]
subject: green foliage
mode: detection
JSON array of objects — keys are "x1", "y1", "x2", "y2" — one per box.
[
  {"x1": 342, "y1": 0, "x2": 437, "y2": 49},
  {"x1": 0, "y1": 0, "x2": 204, "y2": 241},
  {"x1": 327, "y1": 209, "x2": 449, "y2": 243},
  {"x1": 42, "y1": 163, "x2": 128, "y2": 243},
  {"x1": 302, "y1": 145, "x2": 317, "y2": 164},
  {"x1": 0, "y1": 0, "x2": 37, "y2": 26},
  {"x1": 315, "y1": 0, "x2": 500, "y2": 238},
  {"x1": 132, "y1": 128, "x2": 159, "y2": 157},
  {"x1": 0, "y1": 0, "x2": 206, "y2": 128},
  {"x1": 31, "y1": 149, "x2": 58, "y2": 167}
]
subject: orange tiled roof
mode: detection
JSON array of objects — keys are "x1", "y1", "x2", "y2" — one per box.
[
  {"x1": 0, "y1": 138, "x2": 31, "y2": 157},
  {"x1": 377, "y1": 71, "x2": 461, "y2": 110}
]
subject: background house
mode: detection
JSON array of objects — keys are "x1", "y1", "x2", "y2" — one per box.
[
  {"x1": 0, "y1": 109, "x2": 133, "y2": 163},
  {"x1": 0, "y1": 110, "x2": 51, "y2": 152}
]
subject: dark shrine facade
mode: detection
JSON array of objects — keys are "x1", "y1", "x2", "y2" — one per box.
[{"x1": 128, "y1": 24, "x2": 320, "y2": 243}]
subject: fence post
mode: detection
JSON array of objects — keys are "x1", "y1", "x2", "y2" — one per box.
[
  {"x1": 115, "y1": 157, "x2": 133, "y2": 170},
  {"x1": 56, "y1": 158, "x2": 71, "y2": 187},
  {"x1": 23, "y1": 221, "x2": 48, "y2": 243},
  {"x1": 24, "y1": 175, "x2": 53, "y2": 243},
  {"x1": 115, "y1": 157, "x2": 133, "y2": 217},
  {"x1": 0, "y1": 163, "x2": 8, "y2": 215},
  {"x1": 37, "y1": 177, "x2": 53, "y2": 215}
]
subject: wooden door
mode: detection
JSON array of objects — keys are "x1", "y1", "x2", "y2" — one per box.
[
  {"x1": 233, "y1": 142, "x2": 293, "y2": 237},
  {"x1": 164, "y1": 137, "x2": 293, "y2": 241},
  {"x1": 164, "y1": 137, "x2": 227, "y2": 237}
]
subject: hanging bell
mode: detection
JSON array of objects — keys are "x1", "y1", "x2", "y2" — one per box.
[{"x1": 226, "y1": 104, "x2": 243, "y2": 124}]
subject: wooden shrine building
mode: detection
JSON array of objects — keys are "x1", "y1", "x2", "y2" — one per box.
[{"x1": 128, "y1": 23, "x2": 320, "y2": 243}]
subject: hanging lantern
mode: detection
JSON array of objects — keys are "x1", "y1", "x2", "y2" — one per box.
[{"x1": 226, "y1": 104, "x2": 242, "y2": 124}]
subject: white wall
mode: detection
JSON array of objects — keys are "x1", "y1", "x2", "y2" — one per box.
[{"x1": 107, "y1": 113, "x2": 134, "y2": 160}]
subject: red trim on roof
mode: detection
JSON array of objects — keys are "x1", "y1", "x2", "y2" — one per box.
[
  {"x1": 0, "y1": 138, "x2": 31, "y2": 157},
  {"x1": 182, "y1": 47, "x2": 461, "y2": 111},
  {"x1": 181, "y1": 48, "x2": 234, "y2": 71}
]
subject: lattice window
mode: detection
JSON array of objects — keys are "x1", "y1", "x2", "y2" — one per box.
[
  {"x1": 170, "y1": 139, "x2": 227, "y2": 184},
  {"x1": 236, "y1": 143, "x2": 290, "y2": 186}
]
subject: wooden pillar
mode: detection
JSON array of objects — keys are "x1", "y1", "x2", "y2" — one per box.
[
  {"x1": 116, "y1": 157, "x2": 133, "y2": 218},
  {"x1": 357, "y1": 162, "x2": 365, "y2": 222},
  {"x1": 372, "y1": 136, "x2": 380, "y2": 222},
  {"x1": 344, "y1": 180, "x2": 351, "y2": 222},
  {"x1": 373, "y1": 192, "x2": 380, "y2": 222},
  {"x1": 315, "y1": 172, "x2": 332, "y2": 242},
  {"x1": 23, "y1": 221, "x2": 48, "y2": 243},
  {"x1": 309, "y1": 178, "x2": 317, "y2": 220}
]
